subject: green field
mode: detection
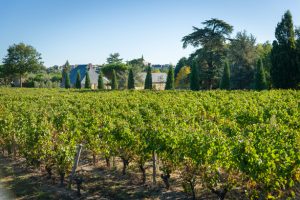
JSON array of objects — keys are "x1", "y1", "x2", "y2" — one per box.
[{"x1": 0, "y1": 89, "x2": 299, "y2": 199}]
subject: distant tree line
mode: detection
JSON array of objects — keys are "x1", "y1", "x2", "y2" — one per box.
[
  {"x1": 1, "y1": 10, "x2": 299, "y2": 90},
  {"x1": 176, "y1": 10, "x2": 300, "y2": 90}
]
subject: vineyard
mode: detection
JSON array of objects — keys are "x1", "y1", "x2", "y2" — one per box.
[{"x1": 0, "y1": 88, "x2": 299, "y2": 199}]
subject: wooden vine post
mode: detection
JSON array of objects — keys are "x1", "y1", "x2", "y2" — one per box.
[
  {"x1": 152, "y1": 150, "x2": 157, "y2": 185},
  {"x1": 13, "y1": 133, "x2": 16, "y2": 159},
  {"x1": 68, "y1": 144, "x2": 83, "y2": 189}
]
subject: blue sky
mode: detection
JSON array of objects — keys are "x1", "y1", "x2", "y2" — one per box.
[{"x1": 0, "y1": 0, "x2": 299, "y2": 67}]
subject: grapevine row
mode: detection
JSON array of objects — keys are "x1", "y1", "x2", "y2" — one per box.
[{"x1": 0, "y1": 89, "x2": 299, "y2": 199}]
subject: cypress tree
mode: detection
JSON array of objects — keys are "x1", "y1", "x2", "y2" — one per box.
[
  {"x1": 144, "y1": 66, "x2": 152, "y2": 89},
  {"x1": 75, "y1": 71, "x2": 81, "y2": 89},
  {"x1": 190, "y1": 64, "x2": 200, "y2": 91},
  {"x1": 128, "y1": 69, "x2": 135, "y2": 89},
  {"x1": 220, "y1": 62, "x2": 230, "y2": 90},
  {"x1": 62, "y1": 61, "x2": 70, "y2": 79},
  {"x1": 255, "y1": 59, "x2": 268, "y2": 90},
  {"x1": 271, "y1": 10, "x2": 299, "y2": 88},
  {"x1": 165, "y1": 67, "x2": 175, "y2": 90},
  {"x1": 85, "y1": 71, "x2": 91, "y2": 89},
  {"x1": 65, "y1": 72, "x2": 71, "y2": 89},
  {"x1": 98, "y1": 70, "x2": 104, "y2": 89},
  {"x1": 111, "y1": 69, "x2": 118, "y2": 90}
]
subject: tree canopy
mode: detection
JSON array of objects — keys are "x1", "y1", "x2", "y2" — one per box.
[
  {"x1": 271, "y1": 10, "x2": 299, "y2": 89},
  {"x1": 182, "y1": 18, "x2": 233, "y2": 89},
  {"x1": 229, "y1": 31, "x2": 257, "y2": 89},
  {"x1": 182, "y1": 19, "x2": 233, "y2": 49},
  {"x1": 2, "y1": 43, "x2": 44, "y2": 87},
  {"x1": 101, "y1": 62, "x2": 127, "y2": 77},
  {"x1": 106, "y1": 53, "x2": 123, "y2": 64}
]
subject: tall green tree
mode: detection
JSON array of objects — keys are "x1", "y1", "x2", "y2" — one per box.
[
  {"x1": 85, "y1": 71, "x2": 91, "y2": 89},
  {"x1": 229, "y1": 31, "x2": 257, "y2": 89},
  {"x1": 111, "y1": 69, "x2": 118, "y2": 90},
  {"x1": 271, "y1": 10, "x2": 299, "y2": 88},
  {"x1": 75, "y1": 71, "x2": 81, "y2": 89},
  {"x1": 62, "y1": 60, "x2": 70, "y2": 82},
  {"x1": 98, "y1": 70, "x2": 105, "y2": 89},
  {"x1": 256, "y1": 42, "x2": 272, "y2": 87},
  {"x1": 65, "y1": 72, "x2": 71, "y2": 89},
  {"x1": 190, "y1": 63, "x2": 200, "y2": 91},
  {"x1": 127, "y1": 69, "x2": 135, "y2": 89},
  {"x1": 102, "y1": 61, "x2": 128, "y2": 89},
  {"x1": 144, "y1": 67, "x2": 152, "y2": 89},
  {"x1": 2, "y1": 43, "x2": 44, "y2": 87},
  {"x1": 165, "y1": 67, "x2": 175, "y2": 90},
  {"x1": 255, "y1": 59, "x2": 267, "y2": 90},
  {"x1": 182, "y1": 19, "x2": 233, "y2": 89},
  {"x1": 220, "y1": 62, "x2": 230, "y2": 90}
]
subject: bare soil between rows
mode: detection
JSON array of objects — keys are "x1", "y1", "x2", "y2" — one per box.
[{"x1": 1, "y1": 154, "x2": 296, "y2": 200}]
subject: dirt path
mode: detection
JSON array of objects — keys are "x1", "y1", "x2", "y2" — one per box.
[
  {"x1": 0, "y1": 169, "x2": 15, "y2": 200},
  {"x1": 0, "y1": 156, "x2": 78, "y2": 200},
  {"x1": 0, "y1": 155, "x2": 257, "y2": 200},
  {"x1": 0, "y1": 186, "x2": 11, "y2": 200},
  {"x1": 0, "y1": 155, "x2": 189, "y2": 200}
]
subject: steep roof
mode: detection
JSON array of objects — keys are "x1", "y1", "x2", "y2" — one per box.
[
  {"x1": 139, "y1": 72, "x2": 167, "y2": 83},
  {"x1": 64, "y1": 64, "x2": 109, "y2": 87}
]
